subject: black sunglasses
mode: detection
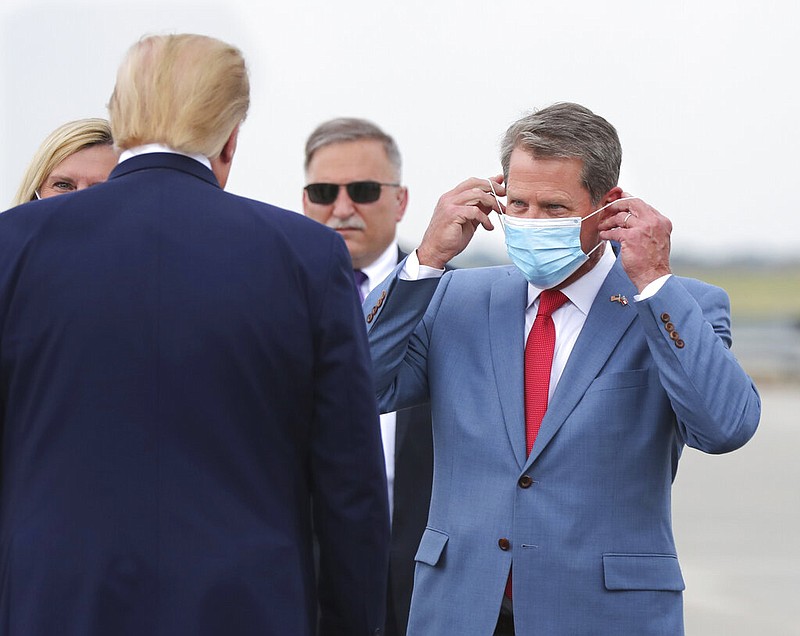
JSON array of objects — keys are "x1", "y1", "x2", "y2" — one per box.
[{"x1": 304, "y1": 181, "x2": 400, "y2": 205}]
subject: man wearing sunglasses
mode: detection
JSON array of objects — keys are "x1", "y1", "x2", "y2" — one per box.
[
  {"x1": 363, "y1": 103, "x2": 760, "y2": 635},
  {"x1": 303, "y1": 118, "x2": 434, "y2": 636}
]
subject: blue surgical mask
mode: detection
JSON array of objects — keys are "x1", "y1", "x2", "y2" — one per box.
[
  {"x1": 501, "y1": 213, "x2": 602, "y2": 288},
  {"x1": 487, "y1": 181, "x2": 636, "y2": 288}
]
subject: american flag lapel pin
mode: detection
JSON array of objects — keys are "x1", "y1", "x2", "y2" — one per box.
[{"x1": 610, "y1": 294, "x2": 628, "y2": 306}]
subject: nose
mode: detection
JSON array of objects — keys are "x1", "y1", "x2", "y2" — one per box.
[{"x1": 331, "y1": 187, "x2": 357, "y2": 218}]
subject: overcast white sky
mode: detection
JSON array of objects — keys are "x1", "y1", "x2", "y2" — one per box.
[{"x1": 2, "y1": 0, "x2": 797, "y2": 262}]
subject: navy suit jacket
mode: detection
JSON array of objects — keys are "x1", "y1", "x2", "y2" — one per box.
[{"x1": 0, "y1": 153, "x2": 389, "y2": 636}]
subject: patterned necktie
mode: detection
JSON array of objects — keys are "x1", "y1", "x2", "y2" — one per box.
[
  {"x1": 353, "y1": 269, "x2": 368, "y2": 302},
  {"x1": 524, "y1": 289, "x2": 569, "y2": 456}
]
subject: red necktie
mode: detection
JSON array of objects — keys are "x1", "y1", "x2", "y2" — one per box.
[
  {"x1": 524, "y1": 289, "x2": 569, "y2": 455},
  {"x1": 506, "y1": 289, "x2": 569, "y2": 601}
]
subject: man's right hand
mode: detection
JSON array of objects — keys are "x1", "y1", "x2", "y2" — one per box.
[{"x1": 416, "y1": 175, "x2": 505, "y2": 269}]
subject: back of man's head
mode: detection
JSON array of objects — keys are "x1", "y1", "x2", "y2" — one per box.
[{"x1": 109, "y1": 34, "x2": 249, "y2": 159}]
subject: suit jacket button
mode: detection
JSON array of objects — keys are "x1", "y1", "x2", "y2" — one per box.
[
  {"x1": 518, "y1": 475, "x2": 533, "y2": 489},
  {"x1": 498, "y1": 538, "x2": 511, "y2": 551},
  {"x1": 670, "y1": 330, "x2": 680, "y2": 341},
  {"x1": 675, "y1": 339, "x2": 685, "y2": 348},
  {"x1": 664, "y1": 322, "x2": 675, "y2": 332},
  {"x1": 366, "y1": 313, "x2": 374, "y2": 324},
  {"x1": 661, "y1": 312, "x2": 671, "y2": 323}
]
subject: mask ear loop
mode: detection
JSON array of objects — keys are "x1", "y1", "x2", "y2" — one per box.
[
  {"x1": 583, "y1": 195, "x2": 641, "y2": 256},
  {"x1": 487, "y1": 179, "x2": 506, "y2": 230},
  {"x1": 583, "y1": 195, "x2": 640, "y2": 221}
]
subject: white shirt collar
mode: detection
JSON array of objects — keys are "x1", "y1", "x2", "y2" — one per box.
[
  {"x1": 360, "y1": 241, "x2": 399, "y2": 294},
  {"x1": 527, "y1": 242, "x2": 616, "y2": 316},
  {"x1": 118, "y1": 143, "x2": 212, "y2": 170}
]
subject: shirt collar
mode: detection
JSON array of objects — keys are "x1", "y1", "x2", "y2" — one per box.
[
  {"x1": 360, "y1": 241, "x2": 399, "y2": 293},
  {"x1": 526, "y1": 242, "x2": 616, "y2": 316},
  {"x1": 119, "y1": 143, "x2": 212, "y2": 170}
]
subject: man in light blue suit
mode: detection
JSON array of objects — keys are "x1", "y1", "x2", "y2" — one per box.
[{"x1": 363, "y1": 102, "x2": 760, "y2": 635}]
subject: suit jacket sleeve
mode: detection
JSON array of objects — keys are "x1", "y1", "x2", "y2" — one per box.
[
  {"x1": 311, "y1": 235, "x2": 390, "y2": 635},
  {"x1": 363, "y1": 258, "x2": 446, "y2": 414},
  {"x1": 637, "y1": 275, "x2": 760, "y2": 453}
]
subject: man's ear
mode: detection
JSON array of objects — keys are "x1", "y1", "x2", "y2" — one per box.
[
  {"x1": 219, "y1": 124, "x2": 240, "y2": 164},
  {"x1": 600, "y1": 186, "x2": 624, "y2": 207},
  {"x1": 395, "y1": 186, "x2": 409, "y2": 223},
  {"x1": 592, "y1": 186, "x2": 625, "y2": 220},
  {"x1": 210, "y1": 125, "x2": 240, "y2": 188}
]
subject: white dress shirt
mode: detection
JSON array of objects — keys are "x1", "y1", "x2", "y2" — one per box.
[
  {"x1": 119, "y1": 144, "x2": 212, "y2": 169},
  {"x1": 526, "y1": 246, "x2": 615, "y2": 397}
]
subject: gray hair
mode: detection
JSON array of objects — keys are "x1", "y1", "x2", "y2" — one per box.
[
  {"x1": 500, "y1": 102, "x2": 621, "y2": 204},
  {"x1": 304, "y1": 117, "x2": 402, "y2": 180}
]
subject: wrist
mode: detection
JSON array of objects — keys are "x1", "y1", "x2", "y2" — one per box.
[
  {"x1": 416, "y1": 245, "x2": 446, "y2": 270},
  {"x1": 633, "y1": 268, "x2": 672, "y2": 295}
]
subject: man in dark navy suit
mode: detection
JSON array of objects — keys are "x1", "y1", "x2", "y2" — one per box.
[
  {"x1": 0, "y1": 34, "x2": 389, "y2": 636},
  {"x1": 303, "y1": 118, "x2": 434, "y2": 636}
]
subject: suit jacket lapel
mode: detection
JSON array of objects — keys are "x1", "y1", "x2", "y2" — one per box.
[
  {"x1": 524, "y1": 262, "x2": 638, "y2": 469},
  {"x1": 489, "y1": 268, "x2": 529, "y2": 470}
]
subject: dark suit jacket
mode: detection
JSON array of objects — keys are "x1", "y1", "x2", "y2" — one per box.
[
  {"x1": 384, "y1": 250, "x2": 434, "y2": 636},
  {"x1": 0, "y1": 153, "x2": 389, "y2": 636}
]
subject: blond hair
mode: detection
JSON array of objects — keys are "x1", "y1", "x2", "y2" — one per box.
[
  {"x1": 109, "y1": 34, "x2": 249, "y2": 158},
  {"x1": 13, "y1": 118, "x2": 113, "y2": 207}
]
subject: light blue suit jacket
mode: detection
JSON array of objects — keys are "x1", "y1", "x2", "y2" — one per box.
[{"x1": 364, "y1": 257, "x2": 760, "y2": 636}]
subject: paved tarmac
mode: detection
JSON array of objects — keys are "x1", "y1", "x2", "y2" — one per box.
[{"x1": 673, "y1": 385, "x2": 800, "y2": 635}]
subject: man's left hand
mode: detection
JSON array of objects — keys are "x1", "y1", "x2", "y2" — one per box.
[{"x1": 597, "y1": 193, "x2": 673, "y2": 292}]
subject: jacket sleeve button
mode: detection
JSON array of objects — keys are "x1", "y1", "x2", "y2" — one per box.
[{"x1": 661, "y1": 312, "x2": 671, "y2": 323}]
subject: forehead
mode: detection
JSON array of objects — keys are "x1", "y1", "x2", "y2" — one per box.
[
  {"x1": 306, "y1": 139, "x2": 394, "y2": 181},
  {"x1": 507, "y1": 149, "x2": 587, "y2": 197},
  {"x1": 49, "y1": 144, "x2": 117, "y2": 179}
]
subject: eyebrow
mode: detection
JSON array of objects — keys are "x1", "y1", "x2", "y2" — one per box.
[
  {"x1": 45, "y1": 174, "x2": 77, "y2": 184},
  {"x1": 534, "y1": 193, "x2": 575, "y2": 207}
]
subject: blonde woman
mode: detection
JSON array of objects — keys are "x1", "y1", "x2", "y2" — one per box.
[{"x1": 12, "y1": 118, "x2": 117, "y2": 206}]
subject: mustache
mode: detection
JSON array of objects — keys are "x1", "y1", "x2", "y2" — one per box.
[{"x1": 327, "y1": 217, "x2": 366, "y2": 231}]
